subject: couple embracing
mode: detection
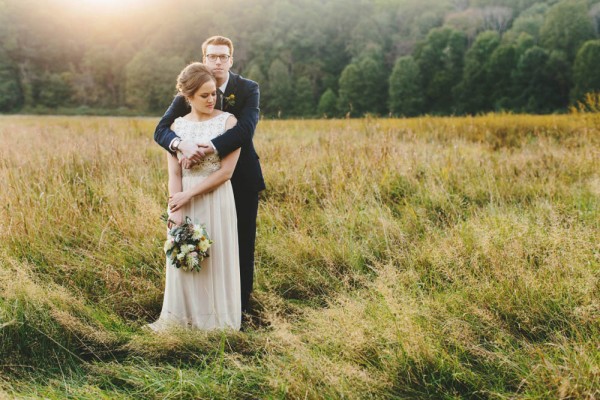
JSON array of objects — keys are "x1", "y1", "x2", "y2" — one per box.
[{"x1": 148, "y1": 36, "x2": 264, "y2": 332}]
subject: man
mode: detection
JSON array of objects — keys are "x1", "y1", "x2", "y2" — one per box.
[{"x1": 154, "y1": 35, "x2": 265, "y2": 317}]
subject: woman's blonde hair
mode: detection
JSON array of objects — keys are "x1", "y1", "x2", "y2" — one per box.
[{"x1": 176, "y1": 62, "x2": 216, "y2": 99}]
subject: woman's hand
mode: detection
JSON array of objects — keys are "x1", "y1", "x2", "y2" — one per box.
[
  {"x1": 168, "y1": 191, "x2": 191, "y2": 213},
  {"x1": 167, "y1": 209, "x2": 184, "y2": 229}
]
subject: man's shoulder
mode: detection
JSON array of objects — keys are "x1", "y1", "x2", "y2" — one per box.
[{"x1": 231, "y1": 72, "x2": 259, "y2": 89}]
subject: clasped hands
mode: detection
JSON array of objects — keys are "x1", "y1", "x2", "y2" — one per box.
[{"x1": 177, "y1": 140, "x2": 215, "y2": 169}]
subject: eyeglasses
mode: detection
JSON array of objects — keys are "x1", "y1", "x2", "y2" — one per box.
[{"x1": 205, "y1": 54, "x2": 231, "y2": 62}]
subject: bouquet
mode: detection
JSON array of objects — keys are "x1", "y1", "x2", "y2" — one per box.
[{"x1": 163, "y1": 216, "x2": 213, "y2": 272}]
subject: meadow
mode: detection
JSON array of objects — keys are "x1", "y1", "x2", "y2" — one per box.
[{"x1": 0, "y1": 114, "x2": 598, "y2": 399}]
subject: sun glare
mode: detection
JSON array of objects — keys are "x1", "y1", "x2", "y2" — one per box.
[{"x1": 67, "y1": 0, "x2": 152, "y2": 13}]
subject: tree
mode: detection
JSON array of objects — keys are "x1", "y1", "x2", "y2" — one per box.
[
  {"x1": 481, "y1": 6, "x2": 513, "y2": 34},
  {"x1": 512, "y1": 46, "x2": 565, "y2": 113},
  {"x1": 591, "y1": 3, "x2": 600, "y2": 36},
  {"x1": 572, "y1": 40, "x2": 600, "y2": 101},
  {"x1": 454, "y1": 30, "x2": 500, "y2": 114},
  {"x1": 243, "y1": 64, "x2": 266, "y2": 88},
  {"x1": 292, "y1": 76, "x2": 314, "y2": 116},
  {"x1": 125, "y1": 50, "x2": 184, "y2": 113},
  {"x1": 545, "y1": 50, "x2": 571, "y2": 110},
  {"x1": 317, "y1": 88, "x2": 338, "y2": 118},
  {"x1": 337, "y1": 63, "x2": 362, "y2": 116},
  {"x1": 265, "y1": 59, "x2": 293, "y2": 117},
  {"x1": 540, "y1": 0, "x2": 596, "y2": 62},
  {"x1": 444, "y1": 9, "x2": 484, "y2": 44},
  {"x1": 0, "y1": 50, "x2": 23, "y2": 112},
  {"x1": 37, "y1": 72, "x2": 72, "y2": 108},
  {"x1": 414, "y1": 27, "x2": 467, "y2": 114},
  {"x1": 389, "y1": 56, "x2": 424, "y2": 116},
  {"x1": 486, "y1": 44, "x2": 518, "y2": 110},
  {"x1": 338, "y1": 53, "x2": 387, "y2": 116},
  {"x1": 348, "y1": 17, "x2": 384, "y2": 59},
  {"x1": 503, "y1": 3, "x2": 548, "y2": 43},
  {"x1": 77, "y1": 44, "x2": 131, "y2": 108}
]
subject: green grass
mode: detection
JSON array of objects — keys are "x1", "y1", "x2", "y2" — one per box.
[{"x1": 0, "y1": 114, "x2": 598, "y2": 399}]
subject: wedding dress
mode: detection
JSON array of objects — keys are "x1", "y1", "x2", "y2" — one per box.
[{"x1": 149, "y1": 112, "x2": 241, "y2": 331}]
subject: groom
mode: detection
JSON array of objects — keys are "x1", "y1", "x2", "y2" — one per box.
[{"x1": 154, "y1": 35, "x2": 265, "y2": 317}]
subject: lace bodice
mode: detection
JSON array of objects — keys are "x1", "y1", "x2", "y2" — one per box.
[{"x1": 173, "y1": 113, "x2": 231, "y2": 178}]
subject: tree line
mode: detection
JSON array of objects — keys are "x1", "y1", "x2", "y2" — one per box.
[{"x1": 1, "y1": 0, "x2": 600, "y2": 117}]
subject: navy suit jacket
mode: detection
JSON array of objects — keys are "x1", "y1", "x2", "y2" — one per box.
[{"x1": 154, "y1": 72, "x2": 265, "y2": 193}]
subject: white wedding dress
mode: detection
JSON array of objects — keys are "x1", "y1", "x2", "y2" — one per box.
[{"x1": 149, "y1": 112, "x2": 241, "y2": 331}]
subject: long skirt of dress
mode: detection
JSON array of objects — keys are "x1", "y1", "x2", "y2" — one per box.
[{"x1": 150, "y1": 178, "x2": 241, "y2": 331}]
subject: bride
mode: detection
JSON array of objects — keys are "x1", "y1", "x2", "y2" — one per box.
[{"x1": 149, "y1": 62, "x2": 241, "y2": 331}]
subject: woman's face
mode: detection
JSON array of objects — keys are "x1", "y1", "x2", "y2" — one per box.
[{"x1": 188, "y1": 79, "x2": 217, "y2": 115}]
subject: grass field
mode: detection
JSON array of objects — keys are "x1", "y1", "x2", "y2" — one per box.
[{"x1": 0, "y1": 114, "x2": 598, "y2": 399}]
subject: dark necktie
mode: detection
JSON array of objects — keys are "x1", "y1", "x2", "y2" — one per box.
[{"x1": 217, "y1": 89, "x2": 224, "y2": 110}]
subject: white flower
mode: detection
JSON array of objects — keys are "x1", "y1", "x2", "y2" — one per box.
[
  {"x1": 179, "y1": 244, "x2": 192, "y2": 255},
  {"x1": 186, "y1": 253, "x2": 199, "y2": 269},
  {"x1": 163, "y1": 237, "x2": 175, "y2": 252},
  {"x1": 192, "y1": 226, "x2": 203, "y2": 240},
  {"x1": 177, "y1": 252, "x2": 185, "y2": 261},
  {"x1": 199, "y1": 238, "x2": 211, "y2": 252}
]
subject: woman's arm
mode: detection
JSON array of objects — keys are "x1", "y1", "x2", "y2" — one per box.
[
  {"x1": 169, "y1": 115, "x2": 240, "y2": 213},
  {"x1": 167, "y1": 152, "x2": 184, "y2": 226}
]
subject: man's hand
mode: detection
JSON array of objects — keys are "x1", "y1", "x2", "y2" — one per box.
[
  {"x1": 177, "y1": 140, "x2": 205, "y2": 162},
  {"x1": 178, "y1": 142, "x2": 216, "y2": 169},
  {"x1": 197, "y1": 143, "x2": 215, "y2": 156}
]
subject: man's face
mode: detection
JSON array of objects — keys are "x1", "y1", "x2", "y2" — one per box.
[{"x1": 204, "y1": 44, "x2": 233, "y2": 83}]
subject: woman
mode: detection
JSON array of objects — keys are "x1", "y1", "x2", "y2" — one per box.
[{"x1": 149, "y1": 62, "x2": 241, "y2": 331}]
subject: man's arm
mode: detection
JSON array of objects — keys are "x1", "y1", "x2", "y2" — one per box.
[
  {"x1": 154, "y1": 95, "x2": 189, "y2": 154},
  {"x1": 210, "y1": 81, "x2": 260, "y2": 157}
]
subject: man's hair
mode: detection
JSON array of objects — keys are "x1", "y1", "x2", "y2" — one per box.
[
  {"x1": 176, "y1": 62, "x2": 216, "y2": 99},
  {"x1": 202, "y1": 36, "x2": 234, "y2": 58}
]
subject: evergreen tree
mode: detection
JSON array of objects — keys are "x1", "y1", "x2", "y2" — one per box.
[{"x1": 389, "y1": 56, "x2": 424, "y2": 116}]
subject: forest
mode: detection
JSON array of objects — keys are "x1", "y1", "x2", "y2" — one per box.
[{"x1": 1, "y1": 0, "x2": 600, "y2": 117}]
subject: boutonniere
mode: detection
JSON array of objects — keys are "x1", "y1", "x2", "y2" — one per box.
[{"x1": 224, "y1": 94, "x2": 236, "y2": 108}]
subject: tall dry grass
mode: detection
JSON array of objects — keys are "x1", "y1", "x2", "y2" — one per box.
[{"x1": 0, "y1": 114, "x2": 598, "y2": 399}]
